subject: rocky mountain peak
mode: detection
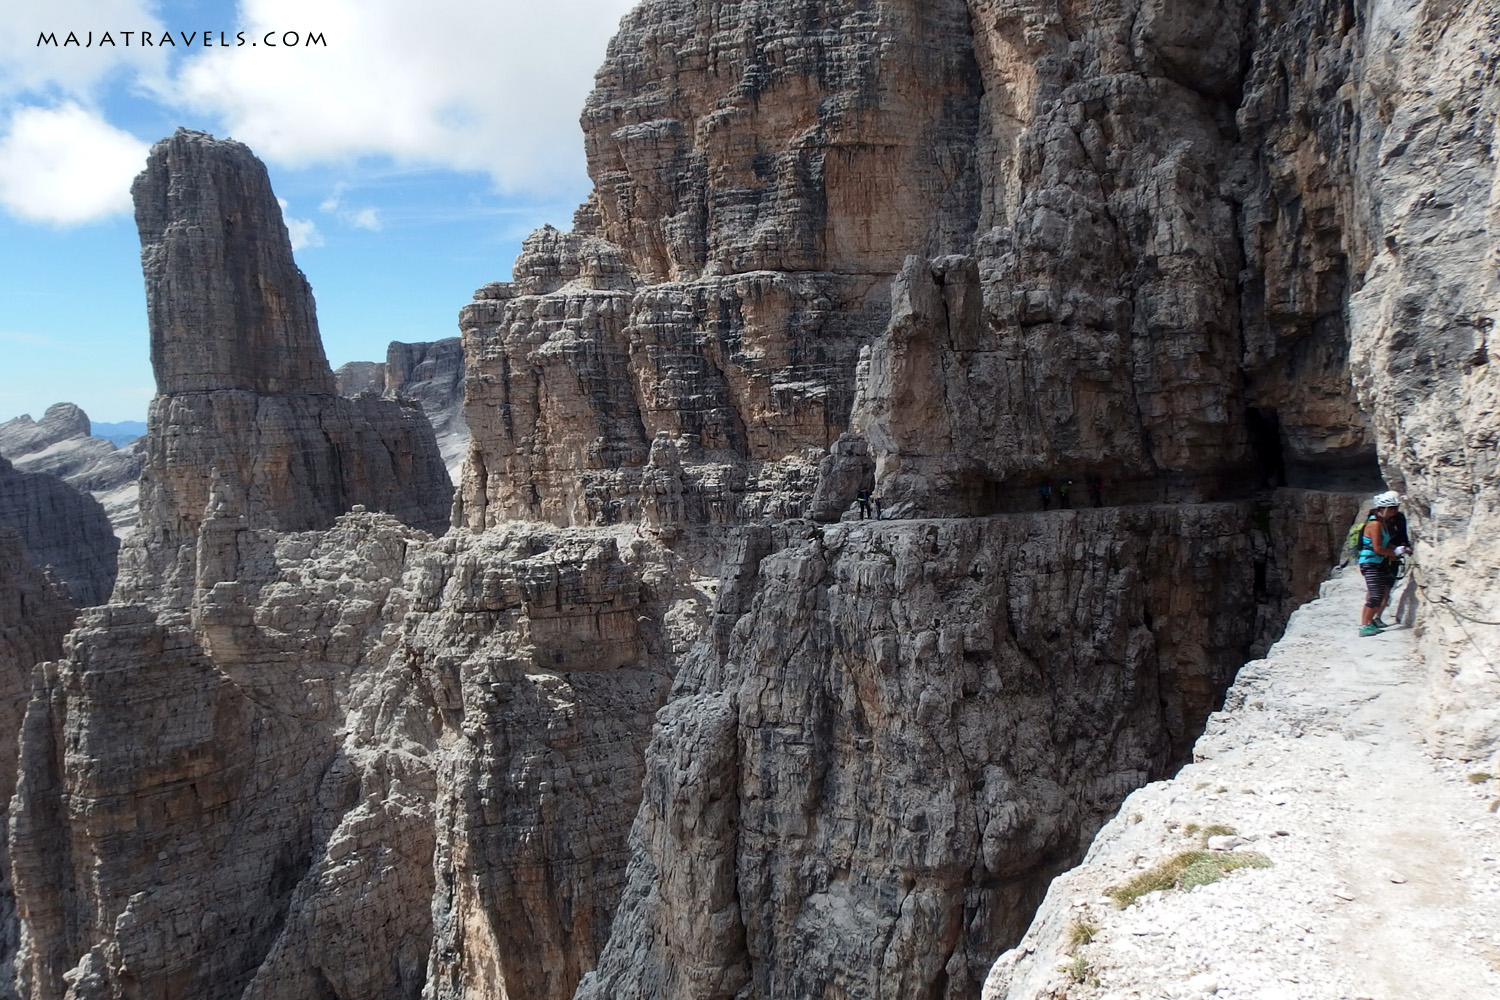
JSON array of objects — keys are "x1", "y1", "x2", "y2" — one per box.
[
  {"x1": 121, "y1": 131, "x2": 452, "y2": 606},
  {"x1": 133, "y1": 128, "x2": 336, "y2": 397}
]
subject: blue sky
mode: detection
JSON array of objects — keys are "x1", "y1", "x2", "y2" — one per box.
[{"x1": 0, "y1": 0, "x2": 637, "y2": 423}]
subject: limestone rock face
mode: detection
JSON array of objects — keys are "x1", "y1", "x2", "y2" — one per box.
[
  {"x1": 579, "y1": 491, "x2": 1356, "y2": 1000},
  {"x1": 1333, "y1": 0, "x2": 1500, "y2": 754},
  {"x1": 0, "y1": 527, "x2": 73, "y2": 1000},
  {"x1": 134, "y1": 130, "x2": 335, "y2": 397},
  {"x1": 337, "y1": 338, "x2": 470, "y2": 478},
  {"x1": 0, "y1": 132, "x2": 461, "y2": 997},
  {"x1": 845, "y1": 0, "x2": 1385, "y2": 520},
  {"x1": 384, "y1": 338, "x2": 469, "y2": 476},
  {"x1": 10, "y1": 508, "x2": 705, "y2": 1000},
  {"x1": 339, "y1": 340, "x2": 468, "y2": 479},
  {"x1": 333, "y1": 360, "x2": 386, "y2": 397},
  {"x1": 0, "y1": 404, "x2": 145, "y2": 536},
  {"x1": 9, "y1": 0, "x2": 1498, "y2": 998},
  {"x1": 0, "y1": 456, "x2": 117, "y2": 608},
  {"x1": 119, "y1": 131, "x2": 453, "y2": 608},
  {"x1": 0, "y1": 405, "x2": 89, "y2": 457},
  {"x1": 456, "y1": 0, "x2": 983, "y2": 530}
]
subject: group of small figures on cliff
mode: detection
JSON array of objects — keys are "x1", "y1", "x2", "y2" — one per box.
[{"x1": 1037, "y1": 476, "x2": 1106, "y2": 510}]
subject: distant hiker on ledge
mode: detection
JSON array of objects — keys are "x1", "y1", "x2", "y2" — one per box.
[
  {"x1": 1059, "y1": 479, "x2": 1073, "y2": 509},
  {"x1": 1088, "y1": 474, "x2": 1103, "y2": 508},
  {"x1": 1038, "y1": 481, "x2": 1052, "y2": 510},
  {"x1": 873, "y1": 495, "x2": 884, "y2": 520},
  {"x1": 855, "y1": 489, "x2": 871, "y2": 520},
  {"x1": 1358, "y1": 491, "x2": 1410, "y2": 637}
]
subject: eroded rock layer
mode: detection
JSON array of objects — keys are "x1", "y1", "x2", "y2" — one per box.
[{"x1": 456, "y1": 0, "x2": 984, "y2": 530}]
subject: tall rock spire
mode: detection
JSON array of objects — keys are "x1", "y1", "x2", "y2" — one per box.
[
  {"x1": 134, "y1": 129, "x2": 336, "y2": 396},
  {"x1": 120, "y1": 131, "x2": 453, "y2": 606}
]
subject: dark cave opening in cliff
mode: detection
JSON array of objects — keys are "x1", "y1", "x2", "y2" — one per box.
[{"x1": 1245, "y1": 406, "x2": 1288, "y2": 490}]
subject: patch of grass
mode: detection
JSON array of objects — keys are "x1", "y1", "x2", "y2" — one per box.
[
  {"x1": 1064, "y1": 954, "x2": 1094, "y2": 985},
  {"x1": 1215, "y1": 786, "x2": 1229, "y2": 794},
  {"x1": 1467, "y1": 772, "x2": 1493, "y2": 784},
  {"x1": 1437, "y1": 98, "x2": 1455, "y2": 121},
  {"x1": 1108, "y1": 850, "x2": 1272, "y2": 908},
  {"x1": 1181, "y1": 822, "x2": 1235, "y2": 846},
  {"x1": 1066, "y1": 917, "x2": 1099, "y2": 949}
]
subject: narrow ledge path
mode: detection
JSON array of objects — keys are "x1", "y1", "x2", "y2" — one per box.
[{"x1": 985, "y1": 567, "x2": 1500, "y2": 1000}]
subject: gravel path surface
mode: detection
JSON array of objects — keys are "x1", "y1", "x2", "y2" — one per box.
[{"x1": 986, "y1": 567, "x2": 1500, "y2": 1000}]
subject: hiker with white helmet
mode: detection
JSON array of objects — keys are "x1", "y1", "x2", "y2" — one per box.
[{"x1": 1357, "y1": 490, "x2": 1410, "y2": 637}]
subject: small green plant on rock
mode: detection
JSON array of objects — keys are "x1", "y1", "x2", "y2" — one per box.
[
  {"x1": 1466, "y1": 772, "x2": 1493, "y2": 784},
  {"x1": 1108, "y1": 850, "x2": 1271, "y2": 908},
  {"x1": 1066, "y1": 917, "x2": 1098, "y2": 948},
  {"x1": 1064, "y1": 954, "x2": 1095, "y2": 985}
]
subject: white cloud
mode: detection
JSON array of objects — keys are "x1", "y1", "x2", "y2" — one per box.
[
  {"x1": 277, "y1": 197, "x2": 323, "y2": 249},
  {"x1": 173, "y1": 0, "x2": 639, "y2": 194},
  {"x1": 317, "y1": 184, "x2": 380, "y2": 230},
  {"x1": 0, "y1": 103, "x2": 149, "y2": 223},
  {"x1": 0, "y1": 0, "x2": 169, "y2": 102},
  {"x1": 0, "y1": 0, "x2": 639, "y2": 226}
]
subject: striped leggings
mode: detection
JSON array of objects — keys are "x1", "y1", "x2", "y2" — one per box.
[{"x1": 1361, "y1": 562, "x2": 1395, "y2": 610}]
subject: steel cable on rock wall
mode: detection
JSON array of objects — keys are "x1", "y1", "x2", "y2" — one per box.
[{"x1": 1402, "y1": 558, "x2": 1500, "y2": 678}]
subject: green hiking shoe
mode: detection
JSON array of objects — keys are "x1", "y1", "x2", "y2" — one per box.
[
  {"x1": 1359, "y1": 624, "x2": 1382, "y2": 637},
  {"x1": 1371, "y1": 617, "x2": 1392, "y2": 629}
]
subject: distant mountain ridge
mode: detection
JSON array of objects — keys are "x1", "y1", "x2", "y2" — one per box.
[{"x1": 89, "y1": 419, "x2": 146, "y2": 447}]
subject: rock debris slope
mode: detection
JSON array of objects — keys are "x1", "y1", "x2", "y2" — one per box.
[
  {"x1": 985, "y1": 569, "x2": 1500, "y2": 1000},
  {"x1": 2, "y1": 0, "x2": 1497, "y2": 997}
]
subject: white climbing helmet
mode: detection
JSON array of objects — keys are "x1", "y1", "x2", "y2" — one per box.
[{"x1": 1372, "y1": 490, "x2": 1401, "y2": 508}]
